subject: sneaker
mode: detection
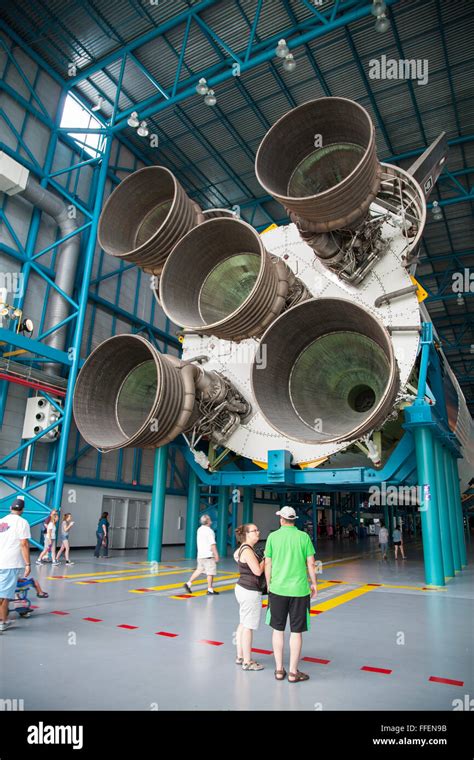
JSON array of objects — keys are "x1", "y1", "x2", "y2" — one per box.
[
  {"x1": 183, "y1": 582, "x2": 192, "y2": 594},
  {"x1": 0, "y1": 621, "x2": 14, "y2": 632},
  {"x1": 52, "y1": 561, "x2": 60, "y2": 566},
  {"x1": 66, "y1": 561, "x2": 74, "y2": 566},
  {"x1": 35, "y1": 559, "x2": 43, "y2": 565},
  {"x1": 207, "y1": 589, "x2": 219, "y2": 595}
]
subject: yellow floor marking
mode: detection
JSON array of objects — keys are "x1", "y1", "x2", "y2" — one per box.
[
  {"x1": 171, "y1": 583, "x2": 237, "y2": 599},
  {"x1": 76, "y1": 568, "x2": 192, "y2": 585},
  {"x1": 48, "y1": 566, "x2": 188, "y2": 580},
  {"x1": 129, "y1": 573, "x2": 239, "y2": 594},
  {"x1": 311, "y1": 584, "x2": 377, "y2": 612}
]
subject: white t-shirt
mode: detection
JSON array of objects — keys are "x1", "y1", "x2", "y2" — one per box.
[
  {"x1": 197, "y1": 525, "x2": 216, "y2": 559},
  {"x1": 0, "y1": 513, "x2": 31, "y2": 568},
  {"x1": 379, "y1": 527, "x2": 389, "y2": 543},
  {"x1": 46, "y1": 522, "x2": 56, "y2": 540}
]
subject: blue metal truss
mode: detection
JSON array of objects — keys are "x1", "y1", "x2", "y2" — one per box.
[
  {"x1": 0, "y1": 36, "x2": 186, "y2": 523},
  {"x1": 0, "y1": 0, "x2": 472, "y2": 535}
]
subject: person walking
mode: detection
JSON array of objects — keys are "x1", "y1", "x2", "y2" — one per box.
[
  {"x1": 378, "y1": 522, "x2": 389, "y2": 561},
  {"x1": 233, "y1": 523, "x2": 265, "y2": 671},
  {"x1": 94, "y1": 512, "x2": 110, "y2": 558},
  {"x1": 56, "y1": 513, "x2": 75, "y2": 565},
  {"x1": 184, "y1": 514, "x2": 220, "y2": 595},
  {"x1": 40, "y1": 508, "x2": 58, "y2": 562},
  {"x1": 265, "y1": 506, "x2": 317, "y2": 683},
  {"x1": 392, "y1": 525, "x2": 406, "y2": 559},
  {"x1": 36, "y1": 511, "x2": 59, "y2": 565},
  {"x1": 0, "y1": 498, "x2": 31, "y2": 632}
]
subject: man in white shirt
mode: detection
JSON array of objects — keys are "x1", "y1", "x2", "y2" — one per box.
[
  {"x1": 184, "y1": 514, "x2": 220, "y2": 596},
  {"x1": 0, "y1": 498, "x2": 31, "y2": 632},
  {"x1": 378, "y1": 522, "x2": 389, "y2": 561}
]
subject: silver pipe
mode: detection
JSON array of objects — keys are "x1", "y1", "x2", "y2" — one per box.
[{"x1": 22, "y1": 176, "x2": 80, "y2": 375}]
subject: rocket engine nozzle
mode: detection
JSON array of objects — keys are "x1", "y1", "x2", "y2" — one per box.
[{"x1": 251, "y1": 298, "x2": 399, "y2": 445}]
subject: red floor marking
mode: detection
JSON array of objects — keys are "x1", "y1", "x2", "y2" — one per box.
[
  {"x1": 83, "y1": 617, "x2": 102, "y2": 622},
  {"x1": 50, "y1": 575, "x2": 66, "y2": 579},
  {"x1": 117, "y1": 624, "x2": 138, "y2": 630},
  {"x1": 429, "y1": 676, "x2": 464, "y2": 687},
  {"x1": 156, "y1": 631, "x2": 178, "y2": 638},
  {"x1": 82, "y1": 580, "x2": 99, "y2": 584},
  {"x1": 50, "y1": 610, "x2": 69, "y2": 615},
  {"x1": 251, "y1": 648, "x2": 272, "y2": 655},
  {"x1": 175, "y1": 594, "x2": 193, "y2": 598},
  {"x1": 135, "y1": 588, "x2": 153, "y2": 592},
  {"x1": 310, "y1": 610, "x2": 323, "y2": 615},
  {"x1": 30, "y1": 605, "x2": 39, "y2": 609},
  {"x1": 367, "y1": 583, "x2": 382, "y2": 587},
  {"x1": 199, "y1": 639, "x2": 224, "y2": 646},
  {"x1": 303, "y1": 656, "x2": 331, "y2": 665},
  {"x1": 361, "y1": 666, "x2": 392, "y2": 675},
  {"x1": 327, "y1": 580, "x2": 343, "y2": 584}
]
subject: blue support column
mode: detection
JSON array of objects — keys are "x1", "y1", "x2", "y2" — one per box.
[
  {"x1": 448, "y1": 453, "x2": 467, "y2": 568},
  {"x1": 434, "y1": 439, "x2": 455, "y2": 580},
  {"x1": 443, "y1": 447, "x2": 461, "y2": 572},
  {"x1": 243, "y1": 487, "x2": 253, "y2": 524},
  {"x1": 217, "y1": 487, "x2": 229, "y2": 558},
  {"x1": 147, "y1": 445, "x2": 168, "y2": 563},
  {"x1": 412, "y1": 426, "x2": 445, "y2": 586},
  {"x1": 230, "y1": 487, "x2": 239, "y2": 551},
  {"x1": 311, "y1": 492, "x2": 318, "y2": 550},
  {"x1": 185, "y1": 468, "x2": 200, "y2": 559}
]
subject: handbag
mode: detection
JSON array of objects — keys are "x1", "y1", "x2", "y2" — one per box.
[{"x1": 238, "y1": 544, "x2": 267, "y2": 595}]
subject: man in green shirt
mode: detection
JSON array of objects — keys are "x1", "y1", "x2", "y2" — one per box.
[{"x1": 264, "y1": 506, "x2": 317, "y2": 683}]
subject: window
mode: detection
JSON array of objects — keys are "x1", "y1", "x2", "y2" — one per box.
[{"x1": 60, "y1": 94, "x2": 103, "y2": 158}]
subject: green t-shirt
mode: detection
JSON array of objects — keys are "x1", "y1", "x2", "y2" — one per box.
[{"x1": 264, "y1": 525, "x2": 315, "y2": 597}]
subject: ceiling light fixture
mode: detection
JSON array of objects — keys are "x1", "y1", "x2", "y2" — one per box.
[
  {"x1": 375, "y1": 13, "x2": 390, "y2": 32},
  {"x1": 204, "y1": 89, "x2": 217, "y2": 106},
  {"x1": 283, "y1": 53, "x2": 296, "y2": 72},
  {"x1": 127, "y1": 111, "x2": 140, "y2": 128},
  {"x1": 275, "y1": 38, "x2": 289, "y2": 58},
  {"x1": 196, "y1": 77, "x2": 209, "y2": 95}
]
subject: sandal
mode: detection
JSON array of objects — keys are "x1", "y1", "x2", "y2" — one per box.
[
  {"x1": 242, "y1": 661, "x2": 264, "y2": 671},
  {"x1": 274, "y1": 668, "x2": 287, "y2": 681},
  {"x1": 36, "y1": 592, "x2": 49, "y2": 598},
  {"x1": 288, "y1": 670, "x2": 310, "y2": 683},
  {"x1": 235, "y1": 657, "x2": 243, "y2": 665}
]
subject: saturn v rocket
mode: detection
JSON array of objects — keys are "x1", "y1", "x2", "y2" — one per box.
[{"x1": 72, "y1": 97, "x2": 473, "y2": 487}]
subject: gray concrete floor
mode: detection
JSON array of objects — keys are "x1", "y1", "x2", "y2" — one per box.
[{"x1": 1, "y1": 536, "x2": 472, "y2": 711}]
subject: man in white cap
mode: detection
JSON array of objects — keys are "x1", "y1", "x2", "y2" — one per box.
[
  {"x1": 264, "y1": 506, "x2": 317, "y2": 682},
  {"x1": 0, "y1": 497, "x2": 31, "y2": 632}
]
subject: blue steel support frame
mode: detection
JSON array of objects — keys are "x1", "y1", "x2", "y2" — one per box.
[{"x1": 1, "y1": 4, "x2": 471, "y2": 560}]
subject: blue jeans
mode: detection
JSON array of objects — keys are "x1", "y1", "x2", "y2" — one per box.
[{"x1": 94, "y1": 533, "x2": 108, "y2": 557}]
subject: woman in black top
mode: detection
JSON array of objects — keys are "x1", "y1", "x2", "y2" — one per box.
[{"x1": 233, "y1": 523, "x2": 265, "y2": 671}]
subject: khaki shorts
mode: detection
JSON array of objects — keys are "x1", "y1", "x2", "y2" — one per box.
[
  {"x1": 235, "y1": 583, "x2": 262, "y2": 630},
  {"x1": 196, "y1": 557, "x2": 216, "y2": 576}
]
